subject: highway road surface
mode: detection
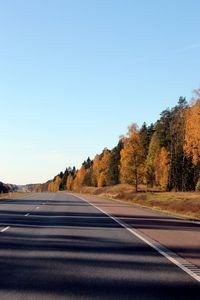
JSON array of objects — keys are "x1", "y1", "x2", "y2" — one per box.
[{"x1": 0, "y1": 192, "x2": 199, "y2": 299}]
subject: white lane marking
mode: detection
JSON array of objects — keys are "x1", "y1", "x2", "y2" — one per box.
[
  {"x1": 25, "y1": 206, "x2": 40, "y2": 216},
  {"x1": 1, "y1": 226, "x2": 10, "y2": 233},
  {"x1": 74, "y1": 194, "x2": 200, "y2": 283}
]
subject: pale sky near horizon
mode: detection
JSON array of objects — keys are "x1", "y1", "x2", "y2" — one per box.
[{"x1": 0, "y1": 0, "x2": 200, "y2": 185}]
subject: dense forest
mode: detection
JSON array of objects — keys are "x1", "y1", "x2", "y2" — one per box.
[{"x1": 36, "y1": 91, "x2": 200, "y2": 193}]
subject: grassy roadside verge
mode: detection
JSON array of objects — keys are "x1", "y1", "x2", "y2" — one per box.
[
  {"x1": 79, "y1": 184, "x2": 200, "y2": 221},
  {"x1": 0, "y1": 192, "x2": 31, "y2": 200}
]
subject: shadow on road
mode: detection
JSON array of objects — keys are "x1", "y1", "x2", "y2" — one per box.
[{"x1": 0, "y1": 195, "x2": 199, "y2": 299}]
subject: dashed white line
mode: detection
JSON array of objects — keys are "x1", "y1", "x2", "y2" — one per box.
[
  {"x1": 74, "y1": 194, "x2": 200, "y2": 283},
  {"x1": 24, "y1": 205, "x2": 41, "y2": 217},
  {"x1": 1, "y1": 226, "x2": 10, "y2": 233}
]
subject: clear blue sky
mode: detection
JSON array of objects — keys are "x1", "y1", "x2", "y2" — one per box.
[{"x1": 0, "y1": 0, "x2": 200, "y2": 185}]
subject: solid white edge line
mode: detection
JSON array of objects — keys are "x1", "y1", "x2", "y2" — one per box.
[
  {"x1": 1, "y1": 226, "x2": 10, "y2": 233},
  {"x1": 73, "y1": 194, "x2": 200, "y2": 283}
]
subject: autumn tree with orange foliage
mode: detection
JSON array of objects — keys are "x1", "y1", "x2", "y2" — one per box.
[
  {"x1": 120, "y1": 124, "x2": 145, "y2": 192},
  {"x1": 98, "y1": 150, "x2": 111, "y2": 187},
  {"x1": 92, "y1": 150, "x2": 111, "y2": 187},
  {"x1": 72, "y1": 166, "x2": 86, "y2": 190},
  {"x1": 156, "y1": 147, "x2": 170, "y2": 189},
  {"x1": 91, "y1": 155, "x2": 101, "y2": 187},
  {"x1": 184, "y1": 95, "x2": 200, "y2": 166},
  {"x1": 38, "y1": 88, "x2": 200, "y2": 193},
  {"x1": 66, "y1": 174, "x2": 74, "y2": 190},
  {"x1": 145, "y1": 132, "x2": 170, "y2": 189},
  {"x1": 184, "y1": 92, "x2": 200, "y2": 189},
  {"x1": 48, "y1": 175, "x2": 62, "y2": 192},
  {"x1": 146, "y1": 133, "x2": 160, "y2": 187}
]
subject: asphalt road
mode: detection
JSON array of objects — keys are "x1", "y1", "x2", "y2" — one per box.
[
  {"x1": 0, "y1": 192, "x2": 199, "y2": 299},
  {"x1": 80, "y1": 193, "x2": 200, "y2": 269}
]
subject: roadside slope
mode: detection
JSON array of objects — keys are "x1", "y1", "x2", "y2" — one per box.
[{"x1": 80, "y1": 184, "x2": 200, "y2": 221}]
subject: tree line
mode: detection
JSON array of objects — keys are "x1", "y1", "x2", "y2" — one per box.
[
  {"x1": 37, "y1": 91, "x2": 200, "y2": 193},
  {"x1": 0, "y1": 182, "x2": 17, "y2": 194}
]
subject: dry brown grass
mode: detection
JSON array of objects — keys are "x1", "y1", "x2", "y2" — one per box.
[
  {"x1": 132, "y1": 192, "x2": 200, "y2": 220},
  {"x1": 81, "y1": 184, "x2": 200, "y2": 221},
  {"x1": 0, "y1": 192, "x2": 31, "y2": 200}
]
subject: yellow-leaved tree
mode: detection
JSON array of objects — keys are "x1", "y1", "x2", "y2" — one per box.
[
  {"x1": 120, "y1": 124, "x2": 145, "y2": 192},
  {"x1": 146, "y1": 133, "x2": 160, "y2": 187},
  {"x1": 184, "y1": 95, "x2": 200, "y2": 166},
  {"x1": 157, "y1": 147, "x2": 170, "y2": 189},
  {"x1": 73, "y1": 166, "x2": 86, "y2": 191},
  {"x1": 91, "y1": 155, "x2": 101, "y2": 187},
  {"x1": 97, "y1": 150, "x2": 111, "y2": 187},
  {"x1": 66, "y1": 174, "x2": 74, "y2": 190},
  {"x1": 48, "y1": 175, "x2": 61, "y2": 192},
  {"x1": 91, "y1": 150, "x2": 111, "y2": 187},
  {"x1": 146, "y1": 133, "x2": 170, "y2": 189}
]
